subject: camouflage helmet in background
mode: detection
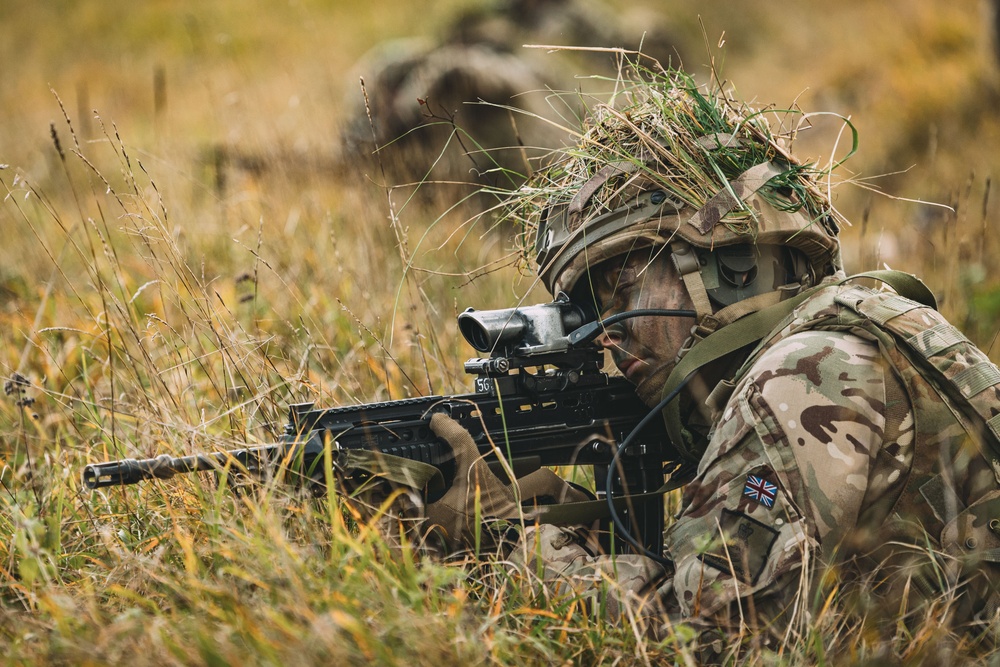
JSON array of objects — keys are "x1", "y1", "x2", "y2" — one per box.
[{"x1": 511, "y1": 65, "x2": 844, "y2": 326}]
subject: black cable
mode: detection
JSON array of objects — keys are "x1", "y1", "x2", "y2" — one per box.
[
  {"x1": 567, "y1": 308, "x2": 697, "y2": 347},
  {"x1": 564, "y1": 307, "x2": 700, "y2": 566},
  {"x1": 596, "y1": 308, "x2": 698, "y2": 329},
  {"x1": 604, "y1": 374, "x2": 692, "y2": 567}
]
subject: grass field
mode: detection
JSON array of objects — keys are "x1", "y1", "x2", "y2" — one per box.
[{"x1": 3, "y1": 1, "x2": 1000, "y2": 664}]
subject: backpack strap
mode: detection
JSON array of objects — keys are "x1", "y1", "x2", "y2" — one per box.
[
  {"x1": 661, "y1": 270, "x2": 937, "y2": 462},
  {"x1": 836, "y1": 284, "x2": 1000, "y2": 462}
]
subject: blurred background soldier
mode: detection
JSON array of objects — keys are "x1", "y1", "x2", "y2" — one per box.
[
  {"x1": 341, "y1": 0, "x2": 680, "y2": 203},
  {"x1": 429, "y1": 62, "x2": 1000, "y2": 651}
]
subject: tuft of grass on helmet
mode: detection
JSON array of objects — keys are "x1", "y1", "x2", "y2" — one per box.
[{"x1": 504, "y1": 62, "x2": 850, "y2": 268}]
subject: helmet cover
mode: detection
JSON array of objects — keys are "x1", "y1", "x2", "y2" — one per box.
[{"x1": 504, "y1": 65, "x2": 845, "y2": 297}]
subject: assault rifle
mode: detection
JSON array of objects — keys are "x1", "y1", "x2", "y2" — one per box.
[{"x1": 82, "y1": 294, "x2": 683, "y2": 555}]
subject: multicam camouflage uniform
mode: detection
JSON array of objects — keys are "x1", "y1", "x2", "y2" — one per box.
[
  {"x1": 420, "y1": 66, "x2": 1000, "y2": 644},
  {"x1": 513, "y1": 278, "x2": 1000, "y2": 637}
]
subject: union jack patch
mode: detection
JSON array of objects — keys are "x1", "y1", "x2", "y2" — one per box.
[{"x1": 744, "y1": 474, "x2": 777, "y2": 508}]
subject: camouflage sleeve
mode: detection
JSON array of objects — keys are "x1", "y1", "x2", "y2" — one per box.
[
  {"x1": 661, "y1": 329, "x2": 907, "y2": 630},
  {"x1": 508, "y1": 523, "x2": 668, "y2": 622}
]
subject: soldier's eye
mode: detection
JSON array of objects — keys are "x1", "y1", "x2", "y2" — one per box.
[
  {"x1": 599, "y1": 287, "x2": 630, "y2": 316},
  {"x1": 615, "y1": 266, "x2": 638, "y2": 290}
]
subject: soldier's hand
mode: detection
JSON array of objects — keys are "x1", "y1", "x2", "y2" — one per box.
[{"x1": 425, "y1": 412, "x2": 518, "y2": 550}]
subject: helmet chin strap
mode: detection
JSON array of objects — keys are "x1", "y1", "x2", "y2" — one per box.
[
  {"x1": 668, "y1": 153, "x2": 797, "y2": 336},
  {"x1": 670, "y1": 239, "x2": 802, "y2": 359},
  {"x1": 669, "y1": 239, "x2": 714, "y2": 322}
]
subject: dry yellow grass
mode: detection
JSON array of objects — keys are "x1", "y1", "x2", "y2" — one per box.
[{"x1": 2, "y1": 1, "x2": 1000, "y2": 664}]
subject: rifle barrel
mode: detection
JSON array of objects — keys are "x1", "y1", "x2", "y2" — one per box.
[{"x1": 82, "y1": 451, "x2": 246, "y2": 489}]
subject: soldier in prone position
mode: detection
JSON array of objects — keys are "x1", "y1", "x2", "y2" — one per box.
[{"x1": 425, "y1": 65, "x2": 1000, "y2": 646}]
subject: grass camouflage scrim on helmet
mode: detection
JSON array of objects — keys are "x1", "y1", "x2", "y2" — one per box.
[{"x1": 505, "y1": 64, "x2": 845, "y2": 306}]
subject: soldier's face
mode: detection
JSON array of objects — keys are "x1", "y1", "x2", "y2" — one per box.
[{"x1": 587, "y1": 251, "x2": 696, "y2": 406}]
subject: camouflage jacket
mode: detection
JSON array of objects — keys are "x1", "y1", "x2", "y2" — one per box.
[
  {"x1": 663, "y1": 278, "x2": 1000, "y2": 631},
  {"x1": 517, "y1": 279, "x2": 1000, "y2": 638}
]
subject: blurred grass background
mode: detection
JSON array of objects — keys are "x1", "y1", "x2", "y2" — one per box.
[
  {"x1": 5, "y1": 0, "x2": 1000, "y2": 343},
  {"x1": 2, "y1": 0, "x2": 1000, "y2": 664}
]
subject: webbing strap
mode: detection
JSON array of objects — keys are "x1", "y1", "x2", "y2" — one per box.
[
  {"x1": 987, "y1": 413, "x2": 1000, "y2": 444},
  {"x1": 661, "y1": 270, "x2": 937, "y2": 461},
  {"x1": 907, "y1": 323, "x2": 969, "y2": 358},
  {"x1": 671, "y1": 241, "x2": 714, "y2": 321},
  {"x1": 525, "y1": 474, "x2": 689, "y2": 525},
  {"x1": 704, "y1": 289, "x2": 785, "y2": 331},
  {"x1": 687, "y1": 161, "x2": 785, "y2": 235},
  {"x1": 955, "y1": 364, "x2": 1000, "y2": 399},
  {"x1": 859, "y1": 270, "x2": 938, "y2": 310},
  {"x1": 858, "y1": 293, "x2": 923, "y2": 325},
  {"x1": 568, "y1": 161, "x2": 639, "y2": 215},
  {"x1": 342, "y1": 449, "x2": 445, "y2": 496},
  {"x1": 662, "y1": 287, "x2": 818, "y2": 460}
]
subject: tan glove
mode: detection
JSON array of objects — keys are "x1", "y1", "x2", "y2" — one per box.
[
  {"x1": 424, "y1": 412, "x2": 519, "y2": 551},
  {"x1": 424, "y1": 412, "x2": 593, "y2": 553}
]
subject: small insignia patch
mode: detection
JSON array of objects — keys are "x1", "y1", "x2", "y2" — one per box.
[
  {"x1": 744, "y1": 474, "x2": 778, "y2": 508},
  {"x1": 699, "y1": 509, "x2": 780, "y2": 585}
]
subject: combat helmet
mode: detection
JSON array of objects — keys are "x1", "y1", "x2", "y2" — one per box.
[{"x1": 512, "y1": 66, "x2": 844, "y2": 330}]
